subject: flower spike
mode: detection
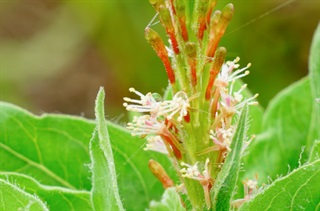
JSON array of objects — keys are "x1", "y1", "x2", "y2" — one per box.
[{"x1": 127, "y1": 1, "x2": 260, "y2": 209}]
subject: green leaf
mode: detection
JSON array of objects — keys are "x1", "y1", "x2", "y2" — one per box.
[
  {"x1": 211, "y1": 104, "x2": 249, "y2": 211},
  {"x1": 241, "y1": 25, "x2": 320, "y2": 193},
  {"x1": 90, "y1": 87, "x2": 124, "y2": 210},
  {"x1": 149, "y1": 187, "x2": 185, "y2": 211},
  {"x1": 0, "y1": 102, "x2": 94, "y2": 190},
  {"x1": 308, "y1": 140, "x2": 320, "y2": 163},
  {"x1": 239, "y1": 159, "x2": 320, "y2": 211},
  {"x1": 0, "y1": 178, "x2": 48, "y2": 211},
  {"x1": 309, "y1": 23, "x2": 320, "y2": 106},
  {"x1": 0, "y1": 172, "x2": 92, "y2": 210},
  {"x1": 0, "y1": 101, "x2": 176, "y2": 210},
  {"x1": 242, "y1": 77, "x2": 313, "y2": 183},
  {"x1": 307, "y1": 23, "x2": 320, "y2": 154}
]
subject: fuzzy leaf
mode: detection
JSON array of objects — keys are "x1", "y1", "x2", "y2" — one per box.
[
  {"x1": 0, "y1": 172, "x2": 92, "y2": 210},
  {"x1": 242, "y1": 25, "x2": 320, "y2": 185},
  {"x1": 0, "y1": 101, "x2": 175, "y2": 210},
  {"x1": 90, "y1": 87, "x2": 124, "y2": 210},
  {"x1": 242, "y1": 77, "x2": 313, "y2": 183},
  {"x1": 308, "y1": 140, "x2": 320, "y2": 163},
  {"x1": 0, "y1": 178, "x2": 48, "y2": 211},
  {"x1": 211, "y1": 104, "x2": 249, "y2": 211},
  {"x1": 239, "y1": 159, "x2": 320, "y2": 210},
  {"x1": 149, "y1": 187, "x2": 185, "y2": 211},
  {"x1": 0, "y1": 102, "x2": 94, "y2": 190},
  {"x1": 307, "y1": 23, "x2": 320, "y2": 154}
]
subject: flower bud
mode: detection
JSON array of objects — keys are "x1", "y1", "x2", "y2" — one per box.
[
  {"x1": 175, "y1": 0, "x2": 188, "y2": 41},
  {"x1": 185, "y1": 42, "x2": 197, "y2": 86},
  {"x1": 206, "y1": 4, "x2": 233, "y2": 58},
  {"x1": 206, "y1": 47, "x2": 227, "y2": 100},
  {"x1": 145, "y1": 28, "x2": 176, "y2": 84},
  {"x1": 206, "y1": 10, "x2": 221, "y2": 58},
  {"x1": 196, "y1": 0, "x2": 209, "y2": 40},
  {"x1": 216, "y1": 3, "x2": 234, "y2": 36},
  {"x1": 148, "y1": 159, "x2": 174, "y2": 189},
  {"x1": 148, "y1": 0, "x2": 165, "y2": 10},
  {"x1": 149, "y1": 0, "x2": 180, "y2": 55},
  {"x1": 206, "y1": 0, "x2": 217, "y2": 24}
]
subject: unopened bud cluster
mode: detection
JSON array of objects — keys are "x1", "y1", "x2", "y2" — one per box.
[{"x1": 124, "y1": 0, "x2": 258, "y2": 209}]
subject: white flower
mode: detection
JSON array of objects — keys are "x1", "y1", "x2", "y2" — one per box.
[
  {"x1": 124, "y1": 88, "x2": 191, "y2": 122},
  {"x1": 144, "y1": 135, "x2": 168, "y2": 154},
  {"x1": 127, "y1": 115, "x2": 165, "y2": 136},
  {"x1": 220, "y1": 83, "x2": 259, "y2": 115},
  {"x1": 160, "y1": 91, "x2": 190, "y2": 122},
  {"x1": 214, "y1": 57, "x2": 251, "y2": 88},
  {"x1": 210, "y1": 120, "x2": 234, "y2": 151},
  {"x1": 180, "y1": 158, "x2": 210, "y2": 182},
  {"x1": 232, "y1": 176, "x2": 259, "y2": 208},
  {"x1": 243, "y1": 176, "x2": 259, "y2": 199},
  {"x1": 123, "y1": 88, "x2": 161, "y2": 116},
  {"x1": 245, "y1": 179, "x2": 258, "y2": 190},
  {"x1": 180, "y1": 161, "x2": 201, "y2": 180},
  {"x1": 180, "y1": 159, "x2": 212, "y2": 209}
]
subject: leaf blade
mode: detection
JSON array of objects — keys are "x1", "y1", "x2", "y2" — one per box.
[
  {"x1": 0, "y1": 102, "x2": 94, "y2": 190},
  {"x1": 0, "y1": 172, "x2": 93, "y2": 210},
  {"x1": 0, "y1": 101, "x2": 176, "y2": 210},
  {"x1": 211, "y1": 104, "x2": 249, "y2": 211},
  {"x1": 0, "y1": 178, "x2": 48, "y2": 211},
  {"x1": 307, "y1": 23, "x2": 320, "y2": 154},
  {"x1": 239, "y1": 159, "x2": 320, "y2": 211},
  {"x1": 90, "y1": 87, "x2": 124, "y2": 211},
  {"x1": 242, "y1": 78, "x2": 313, "y2": 183}
]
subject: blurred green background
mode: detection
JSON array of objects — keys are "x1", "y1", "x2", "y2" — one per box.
[{"x1": 0, "y1": 0, "x2": 319, "y2": 120}]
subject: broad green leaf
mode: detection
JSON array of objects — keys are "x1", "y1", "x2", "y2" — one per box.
[
  {"x1": 90, "y1": 88, "x2": 124, "y2": 210},
  {"x1": 239, "y1": 159, "x2": 320, "y2": 211},
  {"x1": 0, "y1": 172, "x2": 92, "y2": 210},
  {"x1": 0, "y1": 101, "x2": 176, "y2": 210},
  {"x1": 308, "y1": 140, "x2": 320, "y2": 163},
  {"x1": 0, "y1": 178, "x2": 48, "y2": 211},
  {"x1": 307, "y1": 23, "x2": 320, "y2": 154},
  {"x1": 242, "y1": 77, "x2": 313, "y2": 183},
  {"x1": 241, "y1": 25, "x2": 320, "y2": 191},
  {"x1": 149, "y1": 187, "x2": 185, "y2": 211},
  {"x1": 211, "y1": 105, "x2": 249, "y2": 211},
  {"x1": 0, "y1": 102, "x2": 94, "y2": 190}
]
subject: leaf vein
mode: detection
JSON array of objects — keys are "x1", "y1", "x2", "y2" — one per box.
[{"x1": 0, "y1": 142, "x2": 76, "y2": 190}]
